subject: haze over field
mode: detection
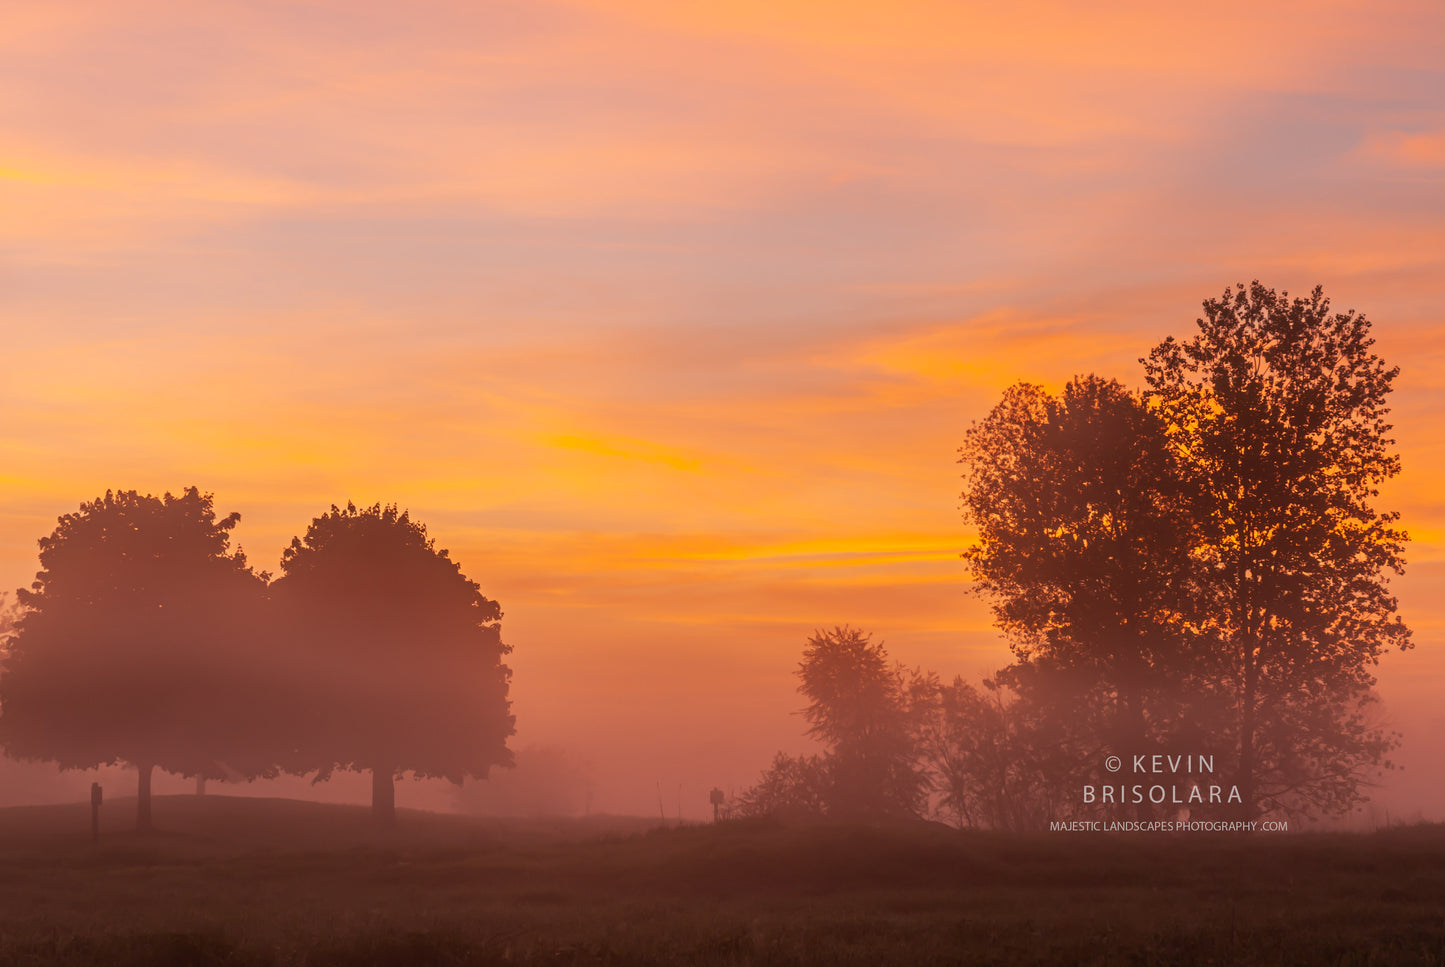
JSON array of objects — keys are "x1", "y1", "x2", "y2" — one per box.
[{"x1": 2, "y1": 1, "x2": 1442, "y2": 820}]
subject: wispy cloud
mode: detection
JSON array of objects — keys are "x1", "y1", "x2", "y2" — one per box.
[{"x1": 3, "y1": 0, "x2": 1443, "y2": 811}]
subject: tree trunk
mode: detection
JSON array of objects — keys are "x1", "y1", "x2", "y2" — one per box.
[
  {"x1": 1239, "y1": 661, "x2": 1257, "y2": 820},
  {"x1": 1123, "y1": 684, "x2": 1149, "y2": 821},
  {"x1": 372, "y1": 766, "x2": 395, "y2": 827},
  {"x1": 136, "y1": 762, "x2": 154, "y2": 832},
  {"x1": 1237, "y1": 526, "x2": 1258, "y2": 822}
]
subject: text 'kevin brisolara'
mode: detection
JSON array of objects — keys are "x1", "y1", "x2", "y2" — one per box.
[{"x1": 1049, "y1": 820, "x2": 1287, "y2": 832}]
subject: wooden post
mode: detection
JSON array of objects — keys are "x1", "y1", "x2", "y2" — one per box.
[{"x1": 90, "y1": 782, "x2": 102, "y2": 842}]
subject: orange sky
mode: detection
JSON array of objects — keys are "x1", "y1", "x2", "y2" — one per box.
[{"x1": 2, "y1": 0, "x2": 1443, "y2": 819}]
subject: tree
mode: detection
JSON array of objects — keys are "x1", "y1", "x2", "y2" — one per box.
[
  {"x1": 958, "y1": 376, "x2": 1208, "y2": 813},
  {"x1": 270, "y1": 502, "x2": 514, "y2": 826},
  {"x1": 1142, "y1": 281, "x2": 1410, "y2": 818},
  {"x1": 0, "y1": 488, "x2": 269, "y2": 831},
  {"x1": 919, "y1": 674, "x2": 1080, "y2": 830},
  {"x1": 795, "y1": 625, "x2": 932, "y2": 820},
  {"x1": 733, "y1": 752, "x2": 831, "y2": 821},
  {"x1": 733, "y1": 627, "x2": 931, "y2": 823}
]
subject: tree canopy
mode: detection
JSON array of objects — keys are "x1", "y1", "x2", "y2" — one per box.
[
  {"x1": 958, "y1": 375, "x2": 1204, "y2": 771},
  {"x1": 737, "y1": 626, "x2": 931, "y2": 822},
  {"x1": 270, "y1": 502, "x2": 514, "y2": 825},
  {"x1": 952, "y1": 282, "x2": 1411, "y2": 823},
  {"x1": 919, "y1": 674, "x2": 1079, "y2": 830},
  {"x1": 0, "y1": 488, "x2": 269, "y2": 830},
  {"x1": 797, "y1": 625, "x2": 933, "y2": 819},
  {"x1": 1142, "y1": 281, "x2": 1409, "y2": 817}
]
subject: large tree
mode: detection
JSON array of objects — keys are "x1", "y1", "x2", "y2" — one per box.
[
  {"x1": 1142, "y1": 281, "x2": 1410, "y2": 818},
  {"x1": 270, "y1": 502, "x2": 514, "y2": 826},
  {"x1": 958, "y1": 375, "x2": 1207, "y2": 801},
  {"x1": 0, "y1": 488, "x2": 269, "y2": 831}
]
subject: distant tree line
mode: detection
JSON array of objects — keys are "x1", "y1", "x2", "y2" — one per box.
[
  {"x1": 736, "y1": 283, "x2": 1411, "y2": 827},
  {"x1": 0, "y1": 494, "x2": 514, "y2": 831}
]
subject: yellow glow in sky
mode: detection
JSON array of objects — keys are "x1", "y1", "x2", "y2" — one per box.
[{"x1": 1, "y1": 0, "x2": 1442, "y2": 816}]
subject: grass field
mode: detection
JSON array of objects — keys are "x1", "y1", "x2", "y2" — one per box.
[{"x1": 1, "y1": 795, "x2": 1442, "y2": 965}]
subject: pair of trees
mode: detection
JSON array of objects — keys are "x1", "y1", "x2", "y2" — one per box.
[
  {"x1": 0, "y1": 493, "x2": 514, "y2": 830},
  {"x1": 958, "y1": 282, "x2": 1410, "y2": 820}
]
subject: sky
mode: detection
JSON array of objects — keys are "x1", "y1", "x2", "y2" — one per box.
[{"x1": 2, "y1": 0, "x2": 1442, "y2": 820}]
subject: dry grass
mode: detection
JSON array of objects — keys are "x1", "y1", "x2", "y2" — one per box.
[{"x1": 1, "y1": 796, "x2": 1443, "y2": 965}]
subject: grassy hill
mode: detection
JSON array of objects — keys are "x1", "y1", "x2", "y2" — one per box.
[
  {"x1": 1, "y1": 796, "x2": 1443, "y2": 965},
  {"x1": 0, "y1": 793, "x2": 662, "y2": 857}
]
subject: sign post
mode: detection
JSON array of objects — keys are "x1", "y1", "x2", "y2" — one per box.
[{"x1": 90, "y1": 782, "x2": 102, "y2": 842}]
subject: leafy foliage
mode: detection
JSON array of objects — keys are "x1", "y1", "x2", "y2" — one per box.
[
  {"x1": 947, "y1": 284, "x2": 1411, "y2": 823},
  {"x1": 958, "y1": 375, "x2": 1205, "y2": 772},
  {"x1": 270, "y1": 502, "x2": 514, "y2": 822},
  {"x1": 796, "y1": 626, "x2": 933, "y2": 819},
  {"x1": 918, "y1": 674, "x2": 1083, "y2": 830},
  {"x1": 1143, "y1": 281, "x2": 1409, "y2": 817},
  {"x1": 736, "y1": 627, "x2": 932, "y2": 822},
  {"x1": 732, "y1": 752, "x2": 831, "y2": 821},
  {"x1": 0, "y1": 488, "x2": 270, "y2": 828}
]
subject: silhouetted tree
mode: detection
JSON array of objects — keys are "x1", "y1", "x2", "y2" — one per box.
[
  {"x1": 0, "y1": 489, "x2": 270, "y2": 831},
  {"x1": 958, "y1": 376, "x2": 1209, "y2": 815},
  {"x1": 799, "y1": 626, "x2": 933, "y2": 819},
  {"x1": 733, "y1": 752, "x2": 831, "y2": 821},
  {"x1": 734, "y1": 627, "x2": 931, "y2": 823},
  {"x1": 1143, "y1": 282, "x2": 1409, "y2": 818},
  {"x1": 921, "y1": 674, "x2": 1084, "y2": 830},
  {"x1": 270, "y1": 503, "x2": 514, "y2": 826}
]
